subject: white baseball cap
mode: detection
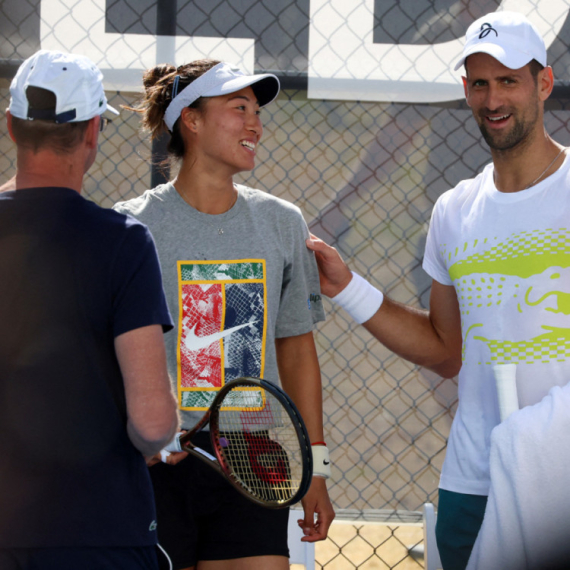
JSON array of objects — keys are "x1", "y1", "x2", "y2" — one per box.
[
  {"x1": 454, "y1": 11, "x2": 547, "y2": 71},
  {"x1": 164, "y1": 62, "x2": 280, "y2": 132},
  {"x1": 9, "y1": 50, "x2": 118, "y2": 123}
]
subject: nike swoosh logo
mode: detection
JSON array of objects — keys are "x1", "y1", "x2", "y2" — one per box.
[
  {"x1": 323, "y1": 460, "x2": 330, "y2": 465},
  {"x1": 184, "y1": 321, "x2": 256, "y2": 352}
]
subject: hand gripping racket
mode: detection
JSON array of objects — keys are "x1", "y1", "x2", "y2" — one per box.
[
  {"x1": 165, "y1": 377, "x2": 313, "y2": 508},
  {"x1": 493, "y1": 363, "x2": 519, "y2": 422}
]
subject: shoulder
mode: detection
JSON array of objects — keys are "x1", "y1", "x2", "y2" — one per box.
[
  {"x1": 0, "y1": 177, "x2": 16, "y2": 193},
  {"x1": 113, "y1": 184, "x2": 172, "y2": 220},
  {"x1": 86, "y1": 195, "x2": 144, "y2": 226},
  {"x1": 79, "y1": 199, "x2": 154, "y2": 252},
  {"x1": 237, "y1": 184, "x2": 304, "y2": 221},
  {"x1": 433, "y1": 165, "x2": 490, "y2": 213}
]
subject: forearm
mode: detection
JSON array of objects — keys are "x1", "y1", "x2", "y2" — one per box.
[
  {"x1": 331, "y1": 275, "x2": 462, "y2": 378},
  {"x1": 275, "y1": 332, "x2": 324, "y2": 443},
  {"x1": 362, "y1": 296, "x2": 461, "y2": 377},
  {"x1": 115, "y1": 325, "x2": 180, "y2": 456},
  {"x1": 276, "y1": 331, "x2": 335, "y2": 539},
  {"x1": 126, "y1": 382, "x2": 179, "y2": 457},
  {"x1": 125, "y1": 382, "x2": 179, "y2": 456},
  {"x1": 127, "y1": 412, "x2": 178, "y2": 457}
]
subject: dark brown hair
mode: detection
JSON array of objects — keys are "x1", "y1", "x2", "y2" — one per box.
[
  {"x1": 131, "y1": 59, "x2": 220, "y2": 159},
  {"x1": 11, "y1": 87, "x2": 90, "y2": 154},
  {"x1": 465, "y1": 57, "x2": 545, "y2": 85},
  {"x1": 528, "y1": 59, "x2": 545, "y2": 84}
]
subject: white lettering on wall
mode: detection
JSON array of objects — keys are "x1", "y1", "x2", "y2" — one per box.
[
  {"x1": 308, "y1": 0, "x2": 569, "y2": 103},
  {"x1": 40, "y1": 0, "x2": 255, "y2": 92}
]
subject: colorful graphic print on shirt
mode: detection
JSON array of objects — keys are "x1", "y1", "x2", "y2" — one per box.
[
  {"x1": 177, "y1": 260, "x2": 267, "y2": 410},
  {"x1": 440, "y1": 228, "x2": 570, "y2": 365}
]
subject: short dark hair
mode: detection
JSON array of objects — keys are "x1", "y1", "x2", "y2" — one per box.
[
  {"x1": 11, "y1": 87, "x2": 90, "y2": 154},
  {"x1": 528, "y1": 59, "x2": 545, "y2": 83},
  {"x1": 465, "y1": 56, "x2": 545, "y2": 84}
]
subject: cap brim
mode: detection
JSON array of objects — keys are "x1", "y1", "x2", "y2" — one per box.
[
  {"x1": 454, "y1": 43, "x2": 533, "y2": 71},
  {"x1": 105, "y1": 102, "x2": 120, "y2": 116},
  {"x1": 250, "y1": 76, "x2": 281, "y2": 107},
  {"x1": 204, "y1": 74, "x2": 280, "y2": 107}
]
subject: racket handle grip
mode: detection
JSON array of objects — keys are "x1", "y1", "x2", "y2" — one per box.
[
  {"x1": 163, "y1": 432, "x2": 184, "y2": 453},
  {"x1": 493, "y1": 364, "x2": 519, "y2": 422}
]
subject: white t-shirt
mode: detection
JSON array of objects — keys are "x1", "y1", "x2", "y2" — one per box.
[{"x1": 423, "y1": 154, "x2": 570, "y2": 495}]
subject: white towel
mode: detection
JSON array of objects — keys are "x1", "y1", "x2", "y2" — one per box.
[{"x1": 466, "y1": 382, "x2": 570, "y2": 570}]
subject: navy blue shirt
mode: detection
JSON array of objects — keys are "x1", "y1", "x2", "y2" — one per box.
[{"x1": 0, "y1": 187, "x2": 173, "y2": 547}]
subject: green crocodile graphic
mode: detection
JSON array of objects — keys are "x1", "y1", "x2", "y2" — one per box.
[
  {"x1": 473, "y1": 326, "x2": 570, "y2": 365},
  {"x1": 445, "y1": 229, "x2": 570, "y2": 281},
  {"x1": 442, "y1": 229, "x2": 570, "y2": 365}
]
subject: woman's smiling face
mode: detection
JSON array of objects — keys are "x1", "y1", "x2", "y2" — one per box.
[{"x1": 186, "y1": 86, "x2": 263, "y2": 175}]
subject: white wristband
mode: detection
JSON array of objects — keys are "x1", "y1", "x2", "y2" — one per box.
[
  {"x1": 331, "y1": 272, "x2": 384, "y2": 324},
  {"x1": 312, "y1": 445, "x2": 331, "y2": 479},
  {"x1": 163, "y1": 432, "x2": 184, "y2": 453}
]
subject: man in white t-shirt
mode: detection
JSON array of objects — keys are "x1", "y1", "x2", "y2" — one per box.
[{"x1": 307, "y1": 11, "x2": 570, "y2": 570}]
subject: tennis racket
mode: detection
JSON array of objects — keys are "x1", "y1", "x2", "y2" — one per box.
[
  {"x1": 164, "y1": 376, "x2": 313, "y2": 508},
  {"x1": 492, "y1": 363, "x2": 519, "y2": 422}
]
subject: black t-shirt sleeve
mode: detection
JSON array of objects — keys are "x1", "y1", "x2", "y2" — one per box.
[{"x1": 111, "y1": 219, "x2": 173, "y2": 337}]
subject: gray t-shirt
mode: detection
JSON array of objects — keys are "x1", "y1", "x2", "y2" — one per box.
[{"x1": 114, "y1": 183, "x2": 325, "y2": 427}]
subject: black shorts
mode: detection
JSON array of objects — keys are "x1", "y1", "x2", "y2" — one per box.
[
  {"x1": 0, "y1": 546, "x2": 158, "y2": 570},
  {"x1": 150, "y1": 432, "x2": 289, "y2": 569}
]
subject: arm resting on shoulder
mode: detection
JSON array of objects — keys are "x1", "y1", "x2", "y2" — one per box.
[
  {"x1": 115, "y1": 324, "x2": 179, "y2": 457},
  {"x1": 306, "y1": 234, "x2": 462, "y2": 378}
]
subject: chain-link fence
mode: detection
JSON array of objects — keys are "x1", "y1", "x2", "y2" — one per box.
[{"x1": 3, "y1": 1, "x2": 570, "y2": 568}]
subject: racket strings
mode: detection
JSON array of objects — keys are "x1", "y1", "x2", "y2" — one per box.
[{"x1": 215, "y1": 386, "x2": 305, "y2": 505}]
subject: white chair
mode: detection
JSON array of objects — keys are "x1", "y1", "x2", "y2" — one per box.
[
  {"x1": 423, "y1": 502, "x2": 443, "y2": 570},
  {"x1": 288, "y1": 509, "x2": 316, "y2": 569}
]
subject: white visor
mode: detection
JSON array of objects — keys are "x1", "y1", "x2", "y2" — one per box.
[{"x1": 163, "y1": 62, "x2": 280, "y2": 132}]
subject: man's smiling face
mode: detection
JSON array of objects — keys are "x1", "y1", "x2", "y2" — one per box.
[{"x1": 463, "y1": 53, "x2": 542, "y2": 152}]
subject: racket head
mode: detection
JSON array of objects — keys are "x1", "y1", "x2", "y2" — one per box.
[{"x1": 208, "y1": 376, "x2": 313, "y2": 509}]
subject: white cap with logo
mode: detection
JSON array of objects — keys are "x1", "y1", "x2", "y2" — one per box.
[
  {"x1": 9, "y1": 50, "x2": 119, "y2": 123},
  {"x1": 454, "y1": 11, "x2": 547, "y2": 72}
]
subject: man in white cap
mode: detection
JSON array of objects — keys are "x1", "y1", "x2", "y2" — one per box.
[
  {"x1": 307, "y1": 11, "x2": 570, "y2": 570},
  {"x1": 0, "y1": 50, "x2": 179, "y2": 569}
]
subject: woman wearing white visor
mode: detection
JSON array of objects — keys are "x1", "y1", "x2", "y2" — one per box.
[{"x1": 114, "y1": 60, "x2": 334, "y2": 570}]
